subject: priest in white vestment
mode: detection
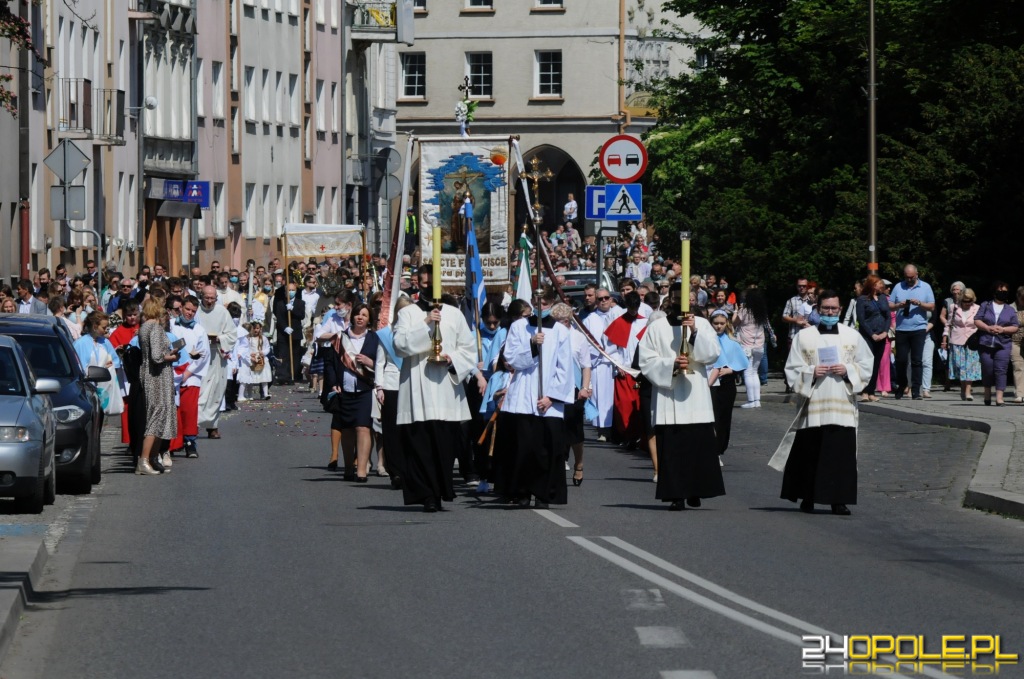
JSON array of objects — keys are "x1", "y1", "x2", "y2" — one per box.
[
  {"x1": 582, "y1": 288, "x2": 624, "y2": 439},
  {"x1": 197, "y1": 286, "x2": 239, "y2": 439},
  {"x1": 495, "y1": 290, "x2": 574, "y2": 508},
  {"x1": 769, "y1": 290, "x2": 873, "y2": 515},
  {"x1": 638, "y1": 283, "x2": 725, "y2": 510},
  {"x1": 393, "y1": 296, "x2": 478, "y2": 512}
]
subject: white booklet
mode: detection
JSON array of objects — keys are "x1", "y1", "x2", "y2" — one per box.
[{"x1": 817, "y1": 345, "x2": 840, "y2": 366}]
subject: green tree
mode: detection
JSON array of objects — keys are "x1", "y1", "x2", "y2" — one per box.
[{"x1": 0, "y1": 0, "x2": 46, "y2": 117}]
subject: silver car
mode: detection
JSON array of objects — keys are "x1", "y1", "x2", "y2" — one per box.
[{"x1": 0, "y1": 335, "x2": 60, "y2": 513}]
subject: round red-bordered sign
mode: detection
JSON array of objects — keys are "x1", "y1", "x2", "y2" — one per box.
[{"x1": 599, "y1": 135, "x2": 648, "y2": 183}]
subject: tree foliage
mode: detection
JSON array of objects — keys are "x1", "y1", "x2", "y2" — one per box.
[
  {"x1": 1, "y1": 0, "x2": 46, "y2": 117},
  {"x1": 642, "y1": 0, "x2": 1024, "y2": 305}
]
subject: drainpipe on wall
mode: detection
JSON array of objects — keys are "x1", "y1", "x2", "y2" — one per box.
[{"x1": 18, "y1": 0, "x2": 31, "y2": 281}]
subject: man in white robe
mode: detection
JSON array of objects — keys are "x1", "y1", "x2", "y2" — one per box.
[
  {"x1": 638, "y1": 282, "x2": 724, "y2": 510},
  {"x1": 197, "y1": 285, "x2": 239, "y2": 439},
  {"x1": 393, "y1": 294, "x2": 479, "y2": 512},
  {"x1": 496, "y1": 289, "x2": 574, "y2": 508},
  {"x1": 582, "y1": 288, "x2": 624, "y2": 440},
  {"x1": 769, "y1": 290, "x2": 873, "y2": 515}
]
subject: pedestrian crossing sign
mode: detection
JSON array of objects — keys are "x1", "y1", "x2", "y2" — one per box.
[{"x1": 603, "y1": 183, "x2": 642, "y2": 221}]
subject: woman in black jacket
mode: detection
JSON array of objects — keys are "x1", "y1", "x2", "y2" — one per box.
[
  {"x1": 323, "y1": 303, "x2": 378, "y2": 481},
  {"x1": 855, "y1": 275, "x2": 891, "y2": 401}
]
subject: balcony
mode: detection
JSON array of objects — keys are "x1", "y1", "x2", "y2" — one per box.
[
  {"x1": 350, "y1": 1, "x2": 414, "y2": 44},
  {"x1": 56, "y1": 78, "x2": 127, "y2": 145}
]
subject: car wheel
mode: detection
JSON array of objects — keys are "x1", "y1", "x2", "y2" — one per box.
[
  {"x1": 90, "y1": 429, "x2": 102, "y2": 485},
  {"x1": 14, "y1": 451, "x2": 46, "y2": 514}
]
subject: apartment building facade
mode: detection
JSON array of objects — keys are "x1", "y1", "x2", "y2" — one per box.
[{"x1": 395, "y1": 0, "x2": 691, "y2": 235}]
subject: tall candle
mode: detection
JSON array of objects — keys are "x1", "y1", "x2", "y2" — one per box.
[
  {"x1": 680, "y1": 234, "x2": 691, "y2": 313},
  {"x1": 432, "y1": 225, "x2": 442, "y2": 301}
]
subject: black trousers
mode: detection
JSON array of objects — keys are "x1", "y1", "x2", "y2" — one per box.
[
  {"x1": 894, "y1": 329, "x2": 927, "y2": 396},
  {"x1": 863, "y1": 336, "x2": 886, "y2": 395}
]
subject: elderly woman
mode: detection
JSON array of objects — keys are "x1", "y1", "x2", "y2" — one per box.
[
  {"x1": 974, "y1": 281, "x2": 1020, "y2": 406},
  {"x1": 941, "y1": 287, "x2": 981, "y2": 401},
  {"x1": 939, "y1": 281, "x2": 965, "y2": 391},
  {"x1": 136, "y1": 298, "x2": 179, "y2": 475},
  {"x1": 1012, "y1": 287, "x2": 1024, "y2": 404}
]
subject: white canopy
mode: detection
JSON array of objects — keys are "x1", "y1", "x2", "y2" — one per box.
[{"x1": 282, "y1": 223, "x2": 364, "y2": 258}]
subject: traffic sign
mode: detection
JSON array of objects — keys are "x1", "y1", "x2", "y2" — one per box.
[
  {"x1": 184, "y1": 181, "x2": 211, "y2": 209},
  {"x1": 50, "y1": 185, "x2": 87, "y2": 221},
  {"x1": 603, "y1": 183, "x2": 642, "y2": 221},
  {"x1": 44, "y1": 140, "x2": 90, "y2": 184},
  {"x1": 598, "y1": 135, "x2": 648, "y2": 183},
  {"x1": 585, "y1": 185, "x2": 606, "y2": 220}
]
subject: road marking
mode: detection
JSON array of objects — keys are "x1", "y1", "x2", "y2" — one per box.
[
  {"x1": 660, "y1": 672, "x2": 717, "y2": 679},
  {"x1": 568, "y1": 537, "x2": 957, "y2": 679},
  {"x1": 622, "y1": 588, "x2": 667, "y2": 611},
  {"x1": 635, "y1": 626, "x2": 690, "y2": 648},
  {"x1": 532, "y1": 509, "x2": 579, "y2": 528}
]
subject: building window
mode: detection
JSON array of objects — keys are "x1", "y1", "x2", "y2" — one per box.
[
  {"x1": 467, "y1": 0, "x2": 492, "y2": 7},
  {"x1": 315, "y1": 79, "x2": 326, "y2": 131},
  {"x1": 212, "y1": 62, "x2": 225, "y2": 118},
  {"x1": 261, "y1": 69, "x2": 271, "y2": 122},
  {"x1": 413, "y1": 0, "x2": 425, "y2": 8},
  {"x1": 536, "y1": 0, "x2": 562, "y2": 5},
  {"x1": 243, "y1": 66, "x2": 256, "y2": 120},
  {"x1": 466, "y1": 52, "x2": 492, "y2": 98},
  {"x1": 536, "y1": 50, "x2": 562, "y2": 97},
  {"x1": 288, "y1": 73, "x2": 300, "y2": 124},
  {"x1": 196, "y1": 58, "x2": 205, "y2": 118},
  {"x1": 400, "y1": 53, "x2": 425, "y2": 98}
]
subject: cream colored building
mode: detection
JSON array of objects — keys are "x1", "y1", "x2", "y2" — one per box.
[{"x1": 395, "y1": 0, "x2": 692, "y2": 233}]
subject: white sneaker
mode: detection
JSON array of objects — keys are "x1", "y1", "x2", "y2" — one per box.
[
  {"x1": 161, "y1": 452, "x2": 173, "y2": 471},
  {"x1": 597, "y1": 434, "x2": 608, "y2": 442},
  {"x1": 237, "y1": 396, "x2": 248, "y2": 403},
  {"x1": 740, "y1": 401, "x2": 761, "y2": 409}
]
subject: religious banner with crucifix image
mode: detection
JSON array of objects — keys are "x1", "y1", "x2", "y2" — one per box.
[{"x1": 418, "y1": 135, "x2": 510, "y2": 291}]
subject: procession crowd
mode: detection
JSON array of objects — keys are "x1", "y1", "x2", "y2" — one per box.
[{"x1": 4, "y1": 227, "x2": 1023, "y2": 514}]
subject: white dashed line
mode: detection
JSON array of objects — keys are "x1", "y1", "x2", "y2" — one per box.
[
  {"x1": 532, "y1": 508, "x2": 579, "y2": 528},
  {"x1": 635, "y1": 626, "x2": 690, "y2": 648}
]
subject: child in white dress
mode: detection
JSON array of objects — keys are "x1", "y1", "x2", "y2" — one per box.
[{"x1": 237, "y1": 318, "x2": 273, "y2": 401}]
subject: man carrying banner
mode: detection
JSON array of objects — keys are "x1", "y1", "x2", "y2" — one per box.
[{"x1": 583, "y1": 287, "x2": 624, "y2": 441}]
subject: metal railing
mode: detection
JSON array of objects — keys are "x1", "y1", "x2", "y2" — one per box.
[
  {"x1": 352, "y1": 2, "x2": 397, "y2": 30},
  {"x1": 56, "y1": 78, "x2": 93, "y2": 134},
  {"x1": 94, "y1": 88, "x2": 126, "y2": 142}
]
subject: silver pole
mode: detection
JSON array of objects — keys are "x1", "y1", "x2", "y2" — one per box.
[{"x1": 867, "y1": 0, "x2": 878, "y2": 275}]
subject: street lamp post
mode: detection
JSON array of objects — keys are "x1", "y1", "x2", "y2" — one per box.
[{"x1": 867, "y1": 0, "x2": 878, "y2": 275}]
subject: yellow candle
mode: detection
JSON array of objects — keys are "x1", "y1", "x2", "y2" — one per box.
[
  {"x1": 432, "y1": 225, "x2": 442, "y2": 301},
  {"x1": 680, "y1": 235, "x2": 691, "y2": 312}
]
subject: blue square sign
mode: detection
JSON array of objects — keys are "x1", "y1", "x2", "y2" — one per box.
[
  {"x1": 585, "y1": 185, "x2": 606, "y2": 220},
  {"x1": 602, "y1": 183, "x2": 642, "y2": 221},
  {"x1": 184, "y1": 181, "x2": 211, "y2": 210}
]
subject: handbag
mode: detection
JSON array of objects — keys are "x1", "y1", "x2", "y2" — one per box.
[
  {"x1": 252, "y1": 337, "x2": 266, "y2": 370},
  {"x1": 323, "y1": 391, "x2": 344, "y2": 414}
]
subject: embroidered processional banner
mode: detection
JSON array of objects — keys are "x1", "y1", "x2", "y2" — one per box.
[{"x1": 418, "y1": 136, "x2": 510, "y2": 291}]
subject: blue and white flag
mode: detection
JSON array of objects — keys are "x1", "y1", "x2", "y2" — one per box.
[{"x1": 464, "y1": 221, "x2": 486, "y2": 326}]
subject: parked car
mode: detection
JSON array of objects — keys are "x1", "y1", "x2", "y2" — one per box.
[
  {"x1": 0, "y1": 315, "x2": 109, "y2": 493},
  {"x1": 0, "y1": 335, "x2": 59, "y2": 513},
  {"x1": 560, "y1": 269, "x2": 617, "y2": 292}
]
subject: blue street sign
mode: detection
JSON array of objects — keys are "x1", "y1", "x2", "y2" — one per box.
[
  {"x1": 164, "y1": 180, "x2": 185, "y2": 200},
  {"x1": 184, "y1": 181, "x2": 211, "y2": 209},
  {"x1": 603, "y1": 183, "x2": 642, "y2": 221},
  {"x1": 585, "y1": 185, "x2": 606, "y2": 220}
]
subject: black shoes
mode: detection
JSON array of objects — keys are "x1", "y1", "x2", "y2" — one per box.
[
  {"x1": 534, "y1": 499, "x2": 549, "y2": 509},
  {"x1": 326, "y1": 460, "x2": 338, "y2": 471},
  {"x1": 343, "y1": 467, "x2": 356, "y2": 481},
  {"x1": 149, "y1": 456, "x2": 167, "y2": 474},
  {"x1": 831, "y1": 504, "x2": 851, "y2": 516},
  {"x1": 800, "y1": 500, "x2": 814, "y2": 513},
  {"x1": 572, "y1": 466, "x2": 584, "y2": 487},
  {"x1": 669, "y1": 501, "x2": 686, "y2": 511},
  {"x1": 390, "y1": 475, "x2": 403, "y2": 490},
  {"x1": 517, "y1": 497, "x2": 531, "y2": 509},
  {"x1": 423, "y1": 498, "x2": 439, "y2": 513},
  {"x1": 355, "y1": 476, "x2": 368, "y2": 484},
  {"x1": 184, "y1": 441, "x2": 198, "y2": 459},
  {"x1": 686, "y1": 497, "x2": 701, "y2": 508}
]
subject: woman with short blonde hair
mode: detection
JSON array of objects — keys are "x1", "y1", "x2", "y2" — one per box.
[{"x1": 136, "y1": 297, "x2": 178, "y2": 474}]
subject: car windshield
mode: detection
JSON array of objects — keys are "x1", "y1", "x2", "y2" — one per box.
[
  {"x1": 7, "y1": 334, "x2": 74, "y2": 379},
  {"x1": 563, "y1": 271, "x2": 597, "y2": 285},
  {"x1": 0, "y1": 347, "x2": 25, "y2": 395}
]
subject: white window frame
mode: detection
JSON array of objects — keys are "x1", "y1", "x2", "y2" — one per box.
[
  {"x1": 315, "y1": 79, "x2": 326, "y2": 131},
  {"x1": 535, "y1": 50, "x2": 562, "y2": 97},
  {"x1": 196, "y1": 57, "x2": 205, "y2": 118},
  {"x1": 400, "y1": 52, "x2": 426, "y2": 99},
  {"x1": 465, "y1": 52, "x2": 492, "y2": 99},
  {"x1": 212, "y1": 61, "x2": 225, "y2": 118},
  {"x1": 243, "y1": 66, "x2": 256, "y2": 120}
]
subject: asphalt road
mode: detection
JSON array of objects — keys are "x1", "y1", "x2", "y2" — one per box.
[{"x1": 3, "y1": 388, "x2": 1023, "y2": 679}]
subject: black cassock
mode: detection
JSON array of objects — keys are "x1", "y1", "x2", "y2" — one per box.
[{"x1": 780, "y1": 425, "x2": 858, "y2": 505}]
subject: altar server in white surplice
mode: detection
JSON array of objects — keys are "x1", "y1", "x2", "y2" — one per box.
[
  {"x1": 769, "y1": 289, "x2": 873, "y2": 516},
  {"x1": 638, "y1": 282, "x2": 724, "y2": 511},
  {"x1": 393, "y1": 291, "x2": 478, "y2": 513},
  {"x1": 582, "y1": 288, "x2": 624, "y2": 438},
  {"x1": 496, "y1": 288, "x2": 575, "y2": 509}
]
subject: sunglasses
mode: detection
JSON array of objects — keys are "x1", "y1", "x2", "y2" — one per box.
[{"x1": 597, "y1": 296, "x2": 611, "y2": 301}]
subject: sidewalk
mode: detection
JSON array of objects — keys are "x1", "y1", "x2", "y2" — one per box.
[{"x1": 760, "y1": 379, "x2": 1024, "y2": 519}]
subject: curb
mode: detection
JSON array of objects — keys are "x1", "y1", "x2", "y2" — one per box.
[
  {"x1": 0, "y1": 535, "x2": 49, "y2": 664},
  {"x1": 762, "y1": 393, "x2": 1024, "y2": 519}
]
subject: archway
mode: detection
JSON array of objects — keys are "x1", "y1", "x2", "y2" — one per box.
[{"x1": 510, "y1": 145, "x2": 587, "y2": 239}]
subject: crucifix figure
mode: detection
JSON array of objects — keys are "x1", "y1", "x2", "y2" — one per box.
[{"x1": 446, "y1": 165, "x2": 483, "y2": 253}]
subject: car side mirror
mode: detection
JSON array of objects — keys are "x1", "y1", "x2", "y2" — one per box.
[
  {"x1": 86, "y1": 366, "x2": 111, "y2": 383},
  {"x1": 34, "y1": 378, "x2": 62, "y2": 394}
]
